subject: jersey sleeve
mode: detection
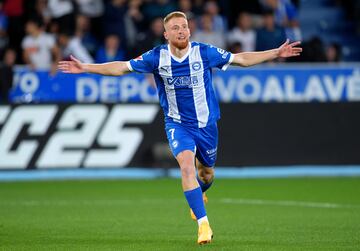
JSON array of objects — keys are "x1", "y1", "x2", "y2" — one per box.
[
  {"x1": 127, "y1": 49, "x2": 155, "y2": 73},
  {"x1": 206, "y1": 45, "x2": 234, "y2": 71}
]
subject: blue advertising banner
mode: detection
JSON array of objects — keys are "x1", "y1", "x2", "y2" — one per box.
[{"x1": 9, "y1": 64, "x2": 360, "y2": 103}]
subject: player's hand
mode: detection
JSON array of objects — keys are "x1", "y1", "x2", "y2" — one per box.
[
  {"x1": 277, "y1": 39, "x2": 302, "y2": 58},
  {"x1": 58, "y1": 55, "x2": 85, "y2": 74}
]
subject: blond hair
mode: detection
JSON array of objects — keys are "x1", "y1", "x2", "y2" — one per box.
[{"x1": 163, "y1": 11, "x2": 187, "y2": 25}]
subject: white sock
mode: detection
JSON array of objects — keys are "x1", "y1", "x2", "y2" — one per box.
[{"x1": 197, "y1": 216, "x2": 209, "y2": 226}]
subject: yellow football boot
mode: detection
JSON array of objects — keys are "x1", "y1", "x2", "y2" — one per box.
[{"x1": 197, "y1": 221, "x2": 213, "y2": 245}]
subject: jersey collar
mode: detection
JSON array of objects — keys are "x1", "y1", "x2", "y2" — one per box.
[{"x1": 168, "y1": 42, "x2": 192, "y2": 63}]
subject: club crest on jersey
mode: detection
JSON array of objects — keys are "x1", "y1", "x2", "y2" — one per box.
[
  {"x1": 191, "y1": 62, "x2": 202, "y2": 72},
  {"x1": 172, "y1": 140, "x2": 179, "y2": 148}
]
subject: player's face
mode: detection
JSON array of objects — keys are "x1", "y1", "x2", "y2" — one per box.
[{"x1": 164, "y1": 17, "x2": 190, "y2": 49}]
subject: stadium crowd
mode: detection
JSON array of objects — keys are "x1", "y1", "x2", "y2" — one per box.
[{"x1": 0, "y1": 0, "x2": 359, "y2": 101}]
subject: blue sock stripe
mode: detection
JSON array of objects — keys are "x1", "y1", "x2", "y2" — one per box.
[
  {"x1": 184, "y1": 187, "x2": 206, "y2": 219},
  {"x1": 197, "y1": 176, "x2": 213, "y2": 192}
]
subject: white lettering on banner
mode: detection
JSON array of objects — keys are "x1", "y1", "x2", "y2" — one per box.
[
  {"x1": 212, "y1": 76, "x2": 233, "y2": 102},
  {"x1": 263, "y1": 76, "x2": 284, "y2": 102},
  {"x1": 0, "y1": 104, "x2": 159, "y2": 169},
  {"x1": 236, "y1": 76, "x2": 262, "y2": 102},
  {"x1": 213, "y1": 70, "x2": 360, "y2": 102},
  {"x1": 76, "y1": 76, "x2": 158, "y2": 103},
  {"x1": 84, "y1": 105, "x2": 159, "y2": 168},
  {"x1": 323, "y1": 75, "x2": 346, "y2": 101},
  {"x1": 284, "y1": 76, "x2": 303, "y2": 102},
  {"x1": 347, "y1": 70, "x2": 360, "y2": 101},
  {"x1": 0, "y1": 106, "x2": 57, "y2": 169},
  {"x1": 100, "y1": 77, "x2": 118, "y2": 102},
  {"x1": 0, "y1": 106, "x2": 10, "y2": 123},
  {"x1": 19, "y1": 72, "x2": 39, "y2": 93},
  {"x1": 36, "y1": 105, "x2": 108, "y2": 168},
  {"x1": 304, "y1": 76, "x2": 327, "y2": 102},
  {"x1": 77, "y1": 78, "x2": 98, "y2": 102},
  {"x1": 120, "y1": 77, "x2": 139, "y2": 101}
]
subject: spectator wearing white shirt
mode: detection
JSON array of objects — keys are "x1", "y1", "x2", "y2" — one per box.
[
  {"x1": 227, "y1": 12, "x2": 256, "y2": 52},
  {"x1": 21, "y1": 18, "x2": 60, "y2": 71},
  {"x1": 58, "y1": 31, "x2": 94, "y2": 63}
]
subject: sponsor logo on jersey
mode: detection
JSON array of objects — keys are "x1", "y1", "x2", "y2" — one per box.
[{"x1": 166, "y1": 76, "x2": 200, "y2": 88}]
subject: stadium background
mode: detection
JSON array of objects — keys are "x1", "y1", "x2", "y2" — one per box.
[{"x1": 0, "y1": 1, "x2": 360, "y2": 250}]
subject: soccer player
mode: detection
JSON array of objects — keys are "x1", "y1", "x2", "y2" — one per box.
[{"x1": 58, "y1": 11, "x2": 302, "y2": 245}]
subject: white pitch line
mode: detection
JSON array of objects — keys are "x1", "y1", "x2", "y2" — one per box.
[
  {"x1": 1, "y1": 198, "x2": 359, "y2": 210},
  {"x1": 220, "y1": 198, "x2": 360, "y2": 209}
]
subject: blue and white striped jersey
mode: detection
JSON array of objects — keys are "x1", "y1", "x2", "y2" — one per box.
[{"x1": 127, "y1": 41, "x2": 234, "y2": 128}]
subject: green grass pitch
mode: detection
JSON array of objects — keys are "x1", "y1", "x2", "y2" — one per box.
[{"x1": 0, "y1": 178, "x2": 360, "y2": 250}]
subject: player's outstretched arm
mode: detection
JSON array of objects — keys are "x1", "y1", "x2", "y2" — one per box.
[
  {"x1": 58, "y1": 55, "x2": 130, "y2": 76},
  {"x1": 231, "y1": 39, "x2": 302, "y2": 67}
]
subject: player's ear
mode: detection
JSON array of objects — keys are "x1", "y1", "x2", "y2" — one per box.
[{"x1": 164, "y1": 31, "x2": 168, "y2": 40}]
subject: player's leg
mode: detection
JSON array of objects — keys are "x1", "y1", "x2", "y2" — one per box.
[
  {"x1": 189, "y1": 159, "x2": 213, "y2": 220},
  {"x1": 165, "y1": 123, "x2": 213, "y2": 244},
  {"x1": 196, "y1": 158, "x2": 215, "y2": 193},
  {"x1": 189, "y1": 122, "x2": 218, "y2": 221},
  {"x1": 195, "y1": 122, "x2": 218, "y2": 193},
  {"x1": 176, "y1": 150, "x2": 213, "y2": 245},
  {"x1": 176, "y1": 150, "x2": 207, "y2": 219}
]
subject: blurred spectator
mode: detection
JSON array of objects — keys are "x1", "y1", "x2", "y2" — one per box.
[
  {"x1": 142, "y1": 0, "x2": 177, "y2": 23},
  {"x1": 192, "y1": 0, "x2": 205, "y2": 16},
  {"x1": 103, "y1": 0, "x2": 127, "y2": 47},
  {"x1": 193, "y1": 14, "x2": 225, "y2": 48},
  {"x1": 21, "y1": 18, "x2": 60, "y2": 72},
  {"x1": 58, "y1": 31, "x2": 94, "y2": 63},
  {"x1": 261, "y1": 0, "x2": 301, "y2": 41},
  {"x1": 178, "y1": 0, "x2": 195, "y2": 18},
  {"x1": 124, "y1": 0, "x2": 146, "y2": 50},
  {"x1": 203, "y1": 0, "x2": 227, "y2": 32},
  {"x1": 126, "y1": 0, "x2": 146, "y2": 32},
  {"x1": 76, "y1": 0, "x2": 104, "y2": 40},
  {"x1": 256, "y1": 9, "x2": 286, "y2": 51},
  {"x1": 0, "y1": 2, "x2": 8, "y2": 59},
  {"x1": 326, "y1": 43, "x2": 342, "y2": 62},
  {"x1": 76, "y1": 0, "x2": 104, "y2": 17},
  {"x1": 0, "y1": 47, "x2": 16, "y2": 102},
  {"x1": 188, "y1": 16, "x2": 197, "y2": 35},
  {"x1": 75, "y1": 15, "x2": 99, "y2": 56},
  {"x1": 228, "y1": 41, "x2": 243, "y2": 54},
  {"x1": 34, "y1": 0, "x2": 52, "y2": 31},
  {"x1": 47, "y1": 0, "x2": 76, "y2": 34},
  {"x1": 227, "y1": 12, "x2": 256, "y2": 52},
  {"x1": 95, "y1": 34, "x2": 126, "y2": 63},
  {"x1": 136, "y1": 17, "x2": 165, "y2": 53},
  {"x1": 2, "y1": 0, "x2": 25, "y2": 63},
  {"x1": 299, "y1": 36, "x2": 326, "y2": 62}
]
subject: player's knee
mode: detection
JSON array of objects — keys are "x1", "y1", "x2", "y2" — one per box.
[
  {"x1": 180, "y1": 165, "x2": 196, "y2": 179},
  {"x1": 198, "y1": 169, "x2": 214, "y2": 184}
]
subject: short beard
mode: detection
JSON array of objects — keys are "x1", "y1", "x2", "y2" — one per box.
[{"x1": 172, "y1": 39, "x2": 189, "y2": 49}]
